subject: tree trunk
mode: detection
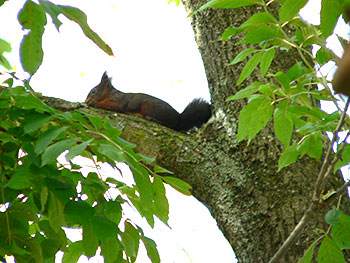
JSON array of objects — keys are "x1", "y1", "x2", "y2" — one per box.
[{"x1": 44, "y1": 2, "x2": 350, "y2": 262}]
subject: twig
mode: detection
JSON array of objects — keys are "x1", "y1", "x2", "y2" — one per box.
[
  {"x1": 323, "y1": 180, "x2": 350, "y2": 206},
  {"x1": 313, "y1": 98, "x2": 350, "y2": 200},
  {"x1": 268, "y1": 206, "x2": 316, "y2": 263},
  {"x1": 319, "y1": 131, "x2": 350, "y2": 192}
]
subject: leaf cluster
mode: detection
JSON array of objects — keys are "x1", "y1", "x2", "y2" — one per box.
[
  {"x1": 0, "y1": 77, "x2": 191, "y2": 262},
  {"x1": 202, "y1": 0, "x2": 349, "y2": 172},
  {"x1": 299, "y1": 210, "x2": 350, "y2": 263},
  {"x1": 1, "y1": 0, "x2": 113, "y2": 75}
]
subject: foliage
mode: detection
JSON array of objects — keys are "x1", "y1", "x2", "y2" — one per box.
[
  {"x1": 16, "y1": 0, "x2": 113, "y2": 75},
  {"x1": 0, "y1": 1, "x2": 192, "y2": 262},
  {"x1": 0, "y1": 77, "x2": 191, "y2": 262},
  {"x1": 196, "y1": 0, "x2": 350, "y2": 261}
]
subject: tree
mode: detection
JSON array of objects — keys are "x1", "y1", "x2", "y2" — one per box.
[{"x1": 1, "y1": 0, "x2": 350, "y2": 262}]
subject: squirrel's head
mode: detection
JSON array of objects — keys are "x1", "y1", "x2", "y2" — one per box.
[{"x1": 85, "y1": 72, "x2": 114, "y2": 105}]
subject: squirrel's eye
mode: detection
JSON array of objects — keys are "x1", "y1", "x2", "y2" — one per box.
[{"x1": 91, "y1": 88, "x2": 96, "y2": 94}]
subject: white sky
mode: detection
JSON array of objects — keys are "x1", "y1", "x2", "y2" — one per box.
[{"x1": 0, "y1": 0, "x2": 233, "y2": 263}]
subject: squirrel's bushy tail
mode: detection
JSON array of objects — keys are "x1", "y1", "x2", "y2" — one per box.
[{"x1": 175, "y1": 98, "x2": 211, "y2": 131}]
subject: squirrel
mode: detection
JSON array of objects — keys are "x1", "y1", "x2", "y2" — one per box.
[
  {"x1": 85, "y1": 72, "x2": 211, "y2": 131},
  {"x1": 333, "y1": 43, "x2": 350, "y2": 97}
]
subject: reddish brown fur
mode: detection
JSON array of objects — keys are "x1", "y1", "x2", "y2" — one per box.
[{"x1": 333, "y1": 43, "x2": 350, "y2": 96}]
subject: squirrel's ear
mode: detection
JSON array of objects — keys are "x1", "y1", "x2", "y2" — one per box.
[
  {"x1": 101, "y1": 71, "x2": 113, "y2": 90},
  {"x1": 102, "y1": 71, "x2": 109, "y2": 82}
]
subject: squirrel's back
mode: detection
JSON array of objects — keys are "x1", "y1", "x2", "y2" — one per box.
[{"x1": 85, "y1": 72, "x2": 211, "y2": 131}]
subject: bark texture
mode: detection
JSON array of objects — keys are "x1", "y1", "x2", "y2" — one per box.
[{"x1": 43, "y1": 2, "x2": 350, "y2": 262}]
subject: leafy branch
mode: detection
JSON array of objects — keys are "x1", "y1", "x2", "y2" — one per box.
[
  {"x1": 0, "y1": 75, "x2": 191, "y2": 262},
  {"x1": 196, "y1": 0, "x2": 350, "y2": 261},
  {"x1": 269, "y1": 98, "x2": 350, "y2": 263}
]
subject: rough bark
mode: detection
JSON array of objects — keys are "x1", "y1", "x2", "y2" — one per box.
[{"x1": 42, "y1": 2, "x2": 350, "y2": 263}]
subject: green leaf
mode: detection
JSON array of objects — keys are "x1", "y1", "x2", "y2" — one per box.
[
  {"x1": 40, "y1": 186, "x2": 48, "y2": 212},
  {"x1": 260, "y1": 48, "x2": 275, "y2": 77},
  {"x1": 320, "y1": 0, "x2": 342, "y2": 38},
  {"x1": 39, "y1": 0, "x2": 63, "y2": 30},
  {"x1": 332, "y1": 213, "x2": 350, "y2": 250},
  {"x1": 103, "y1": 118, "x2": 122, "y2": 138},
  {"x1": 45, "y1": 177, "x2": 75, "y2": 203},
  {"x1": 229, "y1": 47, "x2": 257, "y2": 65},
  {"x1": 193, "y1": 0, "x2": 262, "y2": 15},
  {"x1": 274, "y1": 102, "x2": 293, "y2": 147},
  {"x1": 64, "y1": 200, "x2": 94, "y2": 225},
  {"x1": 141, "y1": 236, "x2": 160, "y2": 263},
  {"x1": 101, "y1": 238, "x2": 122, "y2": 263},
  {"x1": 91, "y1": 216, "x2": 119, "y2": 241},
  {"x1": 23, "y1": 113, "x2": 51, "y2": 133},
  {"x1": 154, "y1": 165, "x2": 174, "y2": 174},
  {"x1": 237, "y1": 95, "x2": 273, "y2": 143},
  {"x1": 62, "y1": 241, "x2": 84, "y2": 263},
  {"x1": 325, "y1": 209, "x2": 342, "y2": 225},
  {"x1": 0, "y1": 0, "x2": 8, "y2": 7},
  {"x1": 122, "y1": 222, "x2": 140, "y2": 261},
  {"x1": 220, "y1": 26, "x2": 240, "y2": 41},
  {"x1": 318, "y1": 236, "x2": 345, "y2": 263},
  {"x1": 240, "y1": 25, "x2": 281, "y2": 44},
  {"x1": 316, "y1": 47, "x2": 337, "y2": 66},
  {"x1": 279, "y1": 0, "x2": 308, "y2": 23},
  {"x1": 286, "y1": 62, "x2": 308, "y2": 81},
  {"x1": 18, "y1": 0, "x2": 47, "y2": 75},
  {"x1": 334, "y1": 144, "x2": 350, "y2": 172},
  {"x1": 298, "y1": 238, "x2": 321, "y2": 263},
  {"x1": 38, "y1": 220, "x2": 67, "y2": 247},
  {"x1": 226, "y1": 82, "x2": 261, "y2": 101},
  {"x1": 48, "y1": 192, "x2": 66, "y2": 231},
  {"x1": 65, "y1": 138, "x2": 93, "y2": 161},
  {"x1": 20, "y1": 30, "x2": 44, "y2": 75},
  {"x1": 237, "y1": 51, "x2": 262, "y2": 85},
  {"x1": 99, "y1": 199, "x2": 123, "y2": 225},
  {"x1": 15, "y1": 92, "x2": 53, "y2": 113},
  {"x1": 275, "y1": 72, "x2": 291, "y2": 91},
  {"x1": 59, "y1": 5, "x2": 113, "y2": 56},
  {"x1": 153, "y1": 176, "x2": 169, "y2": 223},
  {"x1": 162, "y1": 176, "x2": 192, "y2": 195},
  {"x1": 0, "y1": 39, "x2": 11, "y2": 70},
  {"x1": 240, "y1": 12, "x2": 276, "y2": 29},
  {"x1": 42, "y1": 138, "x2": 79, "y2": 166},
  {"x1": 132, "y1": 167, "x2": 154, "y2": 210},
  {"x1": 278, "y1": 143, "x2": 299, "y2": 171},
  {"x1": 6, "y1": 166, "x2": 32, "y2": 190},
  {"x1": 41, "y1": 239, "x2": 60, "y2": 259},
  {"x1": 258, "y1": 83, "x2": 275, "y2": 97},
  {"x1": 137, "y1": 153, "x2": 155, "y2": 164},
  {"x1": 97, "y1": 143, "x2": 125, "y2": 162},
  {"x1": 116, "y1": 137, "x2": 136, "y2": 149},
  {"x1": 0, "y1": 55, "x2": 11, "y2": 70},
  {"x1": 35, "y1": 126, "x2": 68, "y2": 154},
  {"x1": 18, "y1": 0, "x2": 47, "y2": 30},
  {"x1": 83, "y1": 222, "x2": 99, "y2": 258},
  {"x1": 86, "y1": 114, "x2": 103, "y2": 130},
  {"x1": 297, "y1": 132, "x2": 323, "y2": 159}
]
